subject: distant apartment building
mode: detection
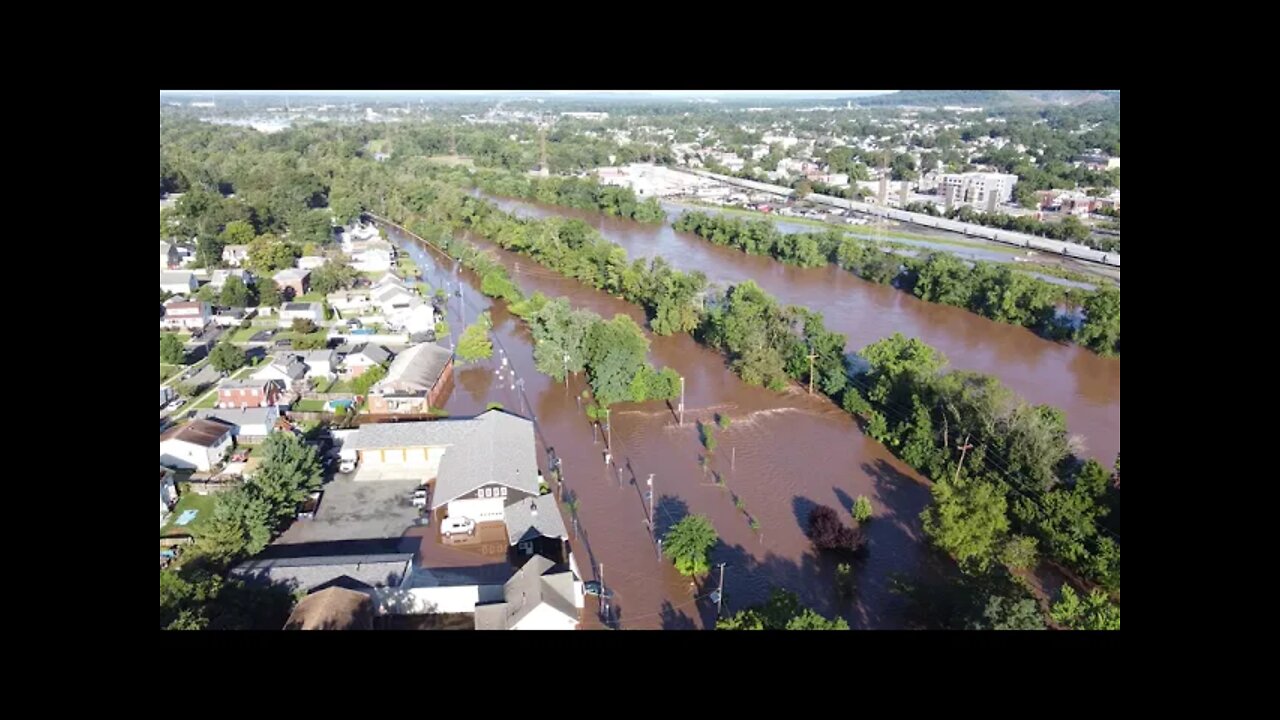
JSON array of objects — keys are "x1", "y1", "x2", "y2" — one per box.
[{"x1": 935, "y1": 172, "x2": 1019, "y2": 208}]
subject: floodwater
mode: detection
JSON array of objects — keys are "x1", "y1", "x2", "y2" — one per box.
[
  {"x1": 482, "y1": 195, "x2": 1120, "y2": 466},
  {"x1": 382, "y1": 221, "x2": 937, "y2": 630}
]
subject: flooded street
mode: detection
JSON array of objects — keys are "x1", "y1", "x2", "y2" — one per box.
[
  {"x1": 482, "y1": 195, "x2": 1120, "y2": 465},
  {"x1": 384, "y1": 222, "x2": 936, "y2": 629}
]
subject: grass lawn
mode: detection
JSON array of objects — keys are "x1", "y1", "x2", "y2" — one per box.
[
  {"x1": 161, "y1": 492, "x2": 219, "y2": 537},
  {"x1": 161, "y1": 364, "x2": 180, "y2": 382},
  {"x1": 194, "y1": 392, "x2": 219, "y2": 409},
  {"x1": 227, "y1": 326, "x2": 261, "y2": 342},
  {"x1": 296, "y1": 291, "x2": 326, "y2": 302},
  {"x1": 397, "y1": 257, "x2": 420, "y2": 275},
  {"x1": 322, "y1": 377, "x2": 356, "y2": 393},
  {"x1": 293, "y1": 399, "x2": 327, "y2": 412}
]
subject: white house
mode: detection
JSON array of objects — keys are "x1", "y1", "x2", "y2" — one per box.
[
  {"x1": 302, "y1": 350, "x2": 338, "y2": 379},
  {"x1": 350, "y1": 242, "x2": 395, "y2": 273},
  {"x1": 194, "y1": 406, "x2": 280, "y2": 440},
  {"x1": 209, "y1": 268, "x2": 253, "y2": 290},
  {"x1": 160, "y1": 419, "x2": 234, "y2": 472},
  {"x1": 327, "y1": 289, "x2": 374, "y2": 316},
  {"x1": 252, "y1": 355, "x2": 309, "y2": 390},
  {"x1": 297, "y1": 256, "x2": 329, "y2": 271},
  {"x1": 278, "y1": 302, "x2": 325, "y2": 326},
  {"x1": 161, "y1": 301, "x2": 211, "y2": 331},
  {"x1": 340, "y1": 343, "x2": 393, "y2": 378},
  {"x1": 388, "y1": 302, "x2": 436, "y2": 336},
  {"x1": 474, "y1": 554, "x2": 582, "y2": 630},
  {"x1": 160, "y1": 467, "x2": 179, "y2": 525},
  {"x1": 160, "y1": 271, "x2": 199, "y2": 295},
  {"x1": 372, "y1": 283, "x2": 418, "y2": 314},
  {"x1": 222, "y1": 244, "x2": 250, "y2": 267}
]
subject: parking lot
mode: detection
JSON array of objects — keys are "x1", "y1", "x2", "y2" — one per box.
[{"x1": 273, "y1": 476, "x2": 426, "y2": 545}]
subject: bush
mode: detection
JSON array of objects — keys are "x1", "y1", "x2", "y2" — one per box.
[
  {"x1": 716, "y1": 413, "x2": 731, "y2": 429},
  {"x1": 853, "y1": 496, "x2": 873, "y2": 523},
  {"x1": 836, "y1": 562, "x2": 856, "y2": 598},
  {"x1": 807, "y1": 505, "x2": 866, "y2": 556}
]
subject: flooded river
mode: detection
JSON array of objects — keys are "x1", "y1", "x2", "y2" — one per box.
[
  {"x1": 482, "y1": 195, "x2": 1120, "y2": 466},
  {"x1": 384, "y1": 222, "x2": 938, "y2": 630}
]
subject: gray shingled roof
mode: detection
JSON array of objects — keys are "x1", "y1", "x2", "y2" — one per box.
[
  {"x1": 160, "y1": 271, "x2": 194, "y2": 285},
  {"x1": 473, "y1": 555, "x2": 578, "y2": 630},
  {"x1": 342, "y1": 410, "x2": 540, "y2": 508},
  {"x1": 432, "y1": 411, "x2": 540, "y2": 508},
  {"x1": 349, "y1": 343, "x2": 392, "y2": 365},
  {"x1": 504, "y1": 496, "x2": 568, "y2": 545},
  {"x1": 232, "y1": 553, "x2": 412, "y2": 593},
  {"x1": 196, "y1": 407, "x2": 277, "y2": 428},
  {"x1": 259, "y1": 354, "x2": 308, "y2": 380},
  {"x1": 375, "y1": 342, "x2": 452, "y2": 394},
  {"x1": 401, "y1": 562, "x2": 516, "y2": 589},
  {"x1": 274, "y1": 268, "x2": 310, "y2": 282}
]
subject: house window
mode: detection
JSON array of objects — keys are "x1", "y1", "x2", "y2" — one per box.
[{"x1": 500, "y1": 487, "x2": 507, "y2": 497}]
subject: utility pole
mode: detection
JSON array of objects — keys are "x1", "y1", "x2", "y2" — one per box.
[
  {"x1": 953, "y1": 433, "x2": 974, "y2": 484},
  {"x1": 715, "y1": 563, "x2": 726, "y2": 619},
  {"x1": 604, "y1": 407, "x2": 611, "y2": 453},
  {"x1": 731, "y1": 446, "x2": 736, "y2": 471},
  {"x1": 599, "y1": 563, "x2": 606, "y2": 624},
  {"x1": 807, "y1": 351, "x2": 818, "y2": 395},
  {"x1": 564, "y1": 354, "x2": 570, "y2": 390},
  {"x1": 647, "y1": 473, "x2": 658, "y2": 559},
  {"x1": 678, "y1": 376, "x2": 685, "y2": 426}
]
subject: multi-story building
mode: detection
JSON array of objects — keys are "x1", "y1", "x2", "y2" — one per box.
[{"x1": 936, "y1": 172, "x2": 1019, "y2": 208}]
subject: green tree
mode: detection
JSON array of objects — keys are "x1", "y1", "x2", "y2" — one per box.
[
  {"x1": 218, "y1": 275, "x2": 252, "y2": 307},
  {"x1": 1077, "y1": 285, "x2": 1121, "y2": 356},
  {"x1": 160, "y1": 333, "x2": 186, "y2": 364},
  {"x1": 999, "y1": 534, "x2": 1039, "y2": 571},
  {"x1": 308, "y1": 258, "x2": 357, "y2": 294},
  {"x1": 209, "y1": 342, "x2": 246, "y2": 374},
  {"x1": 252, "y1": 432, "x2": 324, "y2": 526},
  {"x1": 1050, "y1": 585, "x2": 1120, "y2": 630},
  {"x1": 663, "y1": 514, "x2": 718, "y2": 577},
  {"x1": 248, "y1": 235, "x2": 300, "y2": 274},
  {"x1": 352, "y1": 363, "x2": 387, "y2": 396},
  {"x1": 457, "y1": 317, "x2": 494, "y2": 363},
  {"x1": 258, "y1": 280, "x2": 283, "y2": 307},
  {"x1": 921, "y1": 477, "x2": 1010, "y2": 573},
  {"x1": 585, "y1": 314, "x2": 650, "y2": 406},
  {"x1": 434, "y1": 319, "x2": 451, "y2": 337},
  {"x1": 221, "y1": 220, "x2": 257, "y2": 247},
  {"x1": 717, "y1": 589, "x2": 848, "y2": 630},
  {"x1": 853, "y1": 495, "x2": 874, "y2": 523},
  {"x1": 970, "y1": 593, "x2": 1046, "y2": 631},
  {"x1": 196, "y1": 486, "x2": 274, "y2": 564}
]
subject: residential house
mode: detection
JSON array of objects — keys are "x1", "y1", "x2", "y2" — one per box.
[
  {"x1": 297, "y1": 256, "x2": 329, "y2": 271},
  {"x1": 327, "y1": 289, "x2": 374, "y2": 316},
  {"x1": 278, "y1": 302, "x2": 325, "y2": 326},
  {"x1": 350, "y1": 242, "x2": 395, "y2": 273},
  {"x1": 161, "y1": 241, "x2": 181, "y2": 269},
  {"x1": 222, "y1": 244, "x2": 250, "y2": 267},
  {"x1": 302, "y1": 349, "x2": 338, "y2": 379},
  {"x1": 504, "y1": 495, "x2": 569, "y2": 559},
  {"x1": 217, "y1": 379, "x2": 282, "y2": 409},
  {"x1": 474, "y1": 554, "x2": 582, "y2": 630},
  {"x1": 232, "y1": 548, "x2": 414, "y2": 595},
  {"x1": 213, "y1": 307, "x2": 247, "y2": 327},
  {"x1": 273, "y1": 268, "x2": 311, "y2": 298},
  {"x1": 388, "y1": 302, "x2": 435, "y2": 336},
  {"x1": 252, "y1": 354, "x2": 309, "y2": 391},
  {"x1": 160, "y1": 467, "x2": 178, "y2": 525},
  {"x1": 340, "y1": 343, "x2": 393, "y2": 378},
  {"x1": 372, "y1": 283, "x2": 419, "y2": 315},
  {"x1": 195, "y1": 406, "x2": 281, "y2": 440},
  {"x1": 160, "y1": 419, "x2": 234, "y2": 471},
  {"x1": 285, "y1": 587, "x2": 375, "y2": 630},
  {"x1": 160, "y1": 300, "x2": 211, "y2": 331},
  {"x1": 371, "y1": 272, "x2": 407, "y2": 289},
  {"x1": 366, "y1": 342, "x2": 454, "y2": 414},
  {"x1": 208, "y1": 268, "x2": 253, "y2": 290},
  {"x1": 160, "y1": 271, "x2": 198, "y2": 296}
]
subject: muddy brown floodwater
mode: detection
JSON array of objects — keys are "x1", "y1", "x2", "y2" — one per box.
[
  {"x1": 481, "y1": 195, "x2": 1120, "y2": 466},
  {"x1": 384, "y1": 222, "x2": 938, "y2": 630}
]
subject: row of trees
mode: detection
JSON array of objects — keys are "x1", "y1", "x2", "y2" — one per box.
[
  {"x1": 673, "y1": 211, "x2": 1121, "y2": 356},
  {"x1": 160, "y1": 432, "x2": 325, "y2": 629},
  {"x1": 471, "y1": 170, "x2": 666, "y2": 223}
]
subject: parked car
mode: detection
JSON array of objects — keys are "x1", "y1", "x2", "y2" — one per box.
[
  {"x1": 339, "y1": 458, "x2": 356, "y2": 474},
  {"x1": 164, "y1": 399, "x2": 184, "y2": 412},
  {"x1": 441, "y1": 516, "x2": 475, "y2": 537}
]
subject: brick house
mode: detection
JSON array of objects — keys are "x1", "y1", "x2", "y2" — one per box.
[
  {"x1": 273, "y1": 268, "x2": 311, "y2": 299},
  {"x1": 366, "y1": 342, "x2": 454, "y2": 414},
  {"x1": 218, "y1": 380, "x2": 283, "y2": 409}
]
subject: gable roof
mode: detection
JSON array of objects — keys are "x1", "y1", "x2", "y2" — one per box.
[
  {"x1": 232, "y1": 551, "x2": 413, "y2": 593},
  {"x1": 160, "y1": 418, "x2": 232, "y2": 447},
  {"x1": 255, "y1": 354, "x2": 308, "y2": 380},
  {"x1": 374, "y1": 342, "x2": 452, "y2": 395},
  {"x1": 273, "y1": 268, "x2": 310, "y2": 282},
  {"x1": 348, "y1": 343, "x2": 392, "y2": 365},
  {"x1": 504, "y1": 496, "x2": 568, "y2": 545},
  {"x1": 160, "y1": 271, "x2": 195, "y2": 285},
  {"x1": 196, "y1": 406, "x2": 279, "y2": 428},
  {"x1": 473, "y1": 554, "x2": 578, "y2": 630},
  {"x1": 432, "y1": 410, "x2": 540, "y2": 506}
]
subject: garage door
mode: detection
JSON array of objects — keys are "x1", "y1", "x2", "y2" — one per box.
[{"x1": 360, "y1": 447, "x2": 431, "y2": 469}]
